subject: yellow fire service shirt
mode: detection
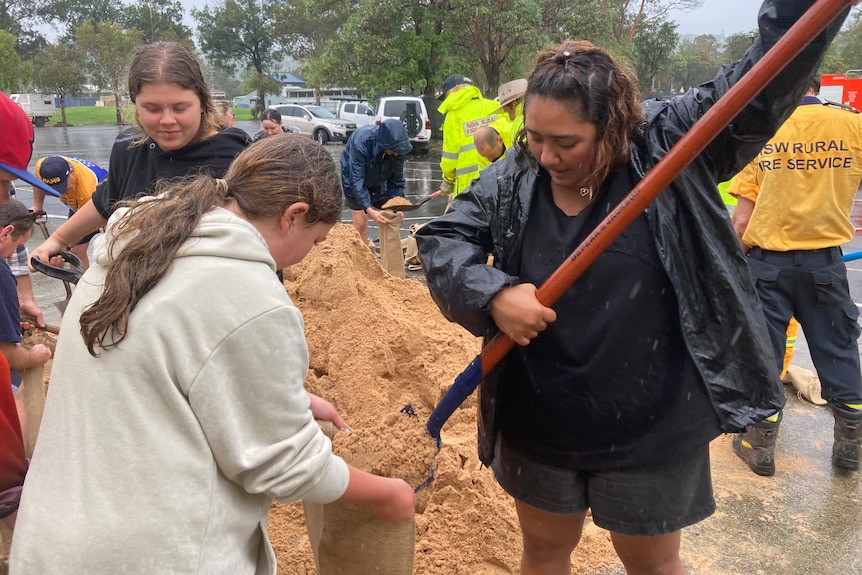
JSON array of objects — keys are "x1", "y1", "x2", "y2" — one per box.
[{"x1": 729, "y1": 99, "x2": 862, "y2": 251}]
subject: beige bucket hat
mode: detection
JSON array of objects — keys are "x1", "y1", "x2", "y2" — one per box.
[{"x1": 494, "y1": 78, "x2": 528, "y2": 114}]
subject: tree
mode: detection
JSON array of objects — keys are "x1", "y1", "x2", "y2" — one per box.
[
  {"x1": 670, "y1": 34, "x2": 720, "y2": 91},
  {"x1": 41, "y1": 0, "x2": 124, "y2": 35},
  {"x1": 631, "y1": 18, "x2": 678, "y2": 94},
  {"x1": 0, "y1": 0, "x2": 47, "y2": 60},
  {"x1": 123, "y1": 0, "x2": 193, "y2": 46},
  {"x1": 76, "y1": 21, "x2": 141, "y2": 125},
  {"x1": 721, "y1": 30, "x2": 757, "y2": 64},
  {"x1": 31, "y1": 43, "x2": 86, "y2": 126},
  {"x1": 274, "y1": 0, "x2": 354, "y2": 62},
  {"x1": 0, "y1": 29, "x2": 32, "y2": 92},
  {"x1": 194, "y1": 0, "x2": 283, "y2": 117},
  {"x1": 205, "y1": 63, "x2": 244, "y2": 98},
  {"x1": 819, "y1": 42, "x2": 846, "y2": 76},
  {"x1": 605, "y1": 0, "x2": 702, "y2": 43},
  {"x1": 282, "y1": 0, "x2": 450, "y2": 100},
  {"x1": 447, "y1": 0, "x2": 542, "y2": 92},
  {"x1": 271, "y1": 0, "x2": 356, "y2": 103},
  {"x1": 838, "y1": 11, "x2": 862, "y2": 74}
]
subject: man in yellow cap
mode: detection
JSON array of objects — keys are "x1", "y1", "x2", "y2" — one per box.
[{"x1": 34, "y1": 155, "x2": 107, "y2": 271}]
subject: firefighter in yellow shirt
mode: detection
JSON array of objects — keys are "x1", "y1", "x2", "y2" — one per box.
[{"x1": 729, "y1": 76, "x2": 862, "y2": 476}]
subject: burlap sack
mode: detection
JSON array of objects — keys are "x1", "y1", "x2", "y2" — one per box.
[
  {"x1": 304, "y1": 421, "x2": 415, "y2": 575},
  {"x1": 378, "y1": 210, "x2": 405, "y2": 278},
  {"x1": 402, "y1": 224, "x2": 423, "y2": 269},
  {"x1": 17, "y1": 366, "x2": 46, "y2": 458},
  {"x1": 781, "y1": 364, "x2": 827, "y2": 405}
]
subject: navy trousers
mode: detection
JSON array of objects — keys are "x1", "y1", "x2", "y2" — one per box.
[{"x1": 747, "y1": 246, "x2": 862, "y2": 408}]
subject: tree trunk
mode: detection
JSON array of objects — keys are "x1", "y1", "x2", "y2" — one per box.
[
  {"x1": 115, "y1": 91, "x2": 123, "y2": 125},
  {"x1": 59, "y1": 93, "x2": 68, "y2": 127}
]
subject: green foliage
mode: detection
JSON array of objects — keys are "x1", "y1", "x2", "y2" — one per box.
[
  {"x1": 44, "y1": 0, "x2": 124, "y2": 34},
  {"x1": 123, "y1": 0, "x2": 193, "y2": 46},
  {"x1": 670, "y1": 34, "x2": 720, "y2": 91},
  {"x1": 819, "y1": 43, "x2": 847, "y2": 76},
  {"x1": 76, "y1": 21, "x2": 141, "y2": 125},
  {"x1": 721, "y1": 31, "x2": 758, "y2": 64},
  {"x1": 447, "y1": 0, "x2": 542, "y2": 92},
  {"x1": 837, "y1": 11, "x2": 862, "y2": 73},
  {"x1": 246, "y1": 73, "x2": 282, "y2": 117},
  {"x1": 273, "y1": 0, "x2": 354, "y2": 62},
  {"x1": 631, "y1": 18, "x2": 678, "y2": 94},
  {"x1": 298, "y1": 0, "x2": 443, "y2": 99},
  {"x1": 0, "y1": 0, "x2": 46, "y2": 60},
  {"x1": 0, "y1": 29, "x2": 32, "y2": 92},
  {"x1": 194, "y1": 0, "x2": 282, "y2": 74},
  {"x1": 31, "y1": 43, "x2": 87, "y2": 125},
  {"x1": 206, "y1": 64, "x2": 244, "y2": 99},
  {"x1": 194, "y1": 0, "x2": 283, "y2": 116},
  {"x1": 2, "y1": 0, "x2": 785, "y2": 116}
]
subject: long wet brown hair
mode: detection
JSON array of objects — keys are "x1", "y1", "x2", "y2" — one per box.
[
  {"x1": 127, "y1": 42, "x2": 220, "y2": 145},
  {"x1": 79, "y1": 135, "x2": 342, "y2": 356},
  {"x1": 515, "y1": 40, "x2": 645, "y2": 193}
]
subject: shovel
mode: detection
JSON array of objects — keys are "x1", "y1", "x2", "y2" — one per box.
[
  {"x1": 381, "y1": 190, "x2": 442, "y2": 212},
  {"x1": 420, "y1": 0, "x2": 851, "y2": 458},
  {"x1": 30, "y1": 210, "x2": 83, "y2": 313},
  {"x1": 31, "y1": 253, "x2": 83, "y2": 285},
  {"x1": 30, "y1": 252, "x2": 83, "y2": 314}
]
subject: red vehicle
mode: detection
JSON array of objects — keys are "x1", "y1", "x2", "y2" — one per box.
[{"x1": 820, "y1": 71, "x2": 862, "y2": 111}]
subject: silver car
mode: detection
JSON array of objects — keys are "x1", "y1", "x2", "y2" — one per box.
[{"x1": 273, "y1": 104, "x2": 357, "y2": 144}]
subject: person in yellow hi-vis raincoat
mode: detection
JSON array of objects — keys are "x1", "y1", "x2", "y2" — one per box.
[{"x1": 435, "y1": 74, "x2": 500, "y2": 210}]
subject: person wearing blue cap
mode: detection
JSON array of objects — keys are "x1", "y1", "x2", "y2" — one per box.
[
  {"x1": 34, "y1": 155, "x2": 107, "y2": 271},
  {"x1": 340, "y1": 118, "x2": 412, "y2": 249}
]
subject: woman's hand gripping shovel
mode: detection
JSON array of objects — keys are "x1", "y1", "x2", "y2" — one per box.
[
  {"x1": 28, "y1": 210, "x2": 84, "y2": 314},
  {"x1": 406, "y1": 0, "x2": 853, "y2": 492}
]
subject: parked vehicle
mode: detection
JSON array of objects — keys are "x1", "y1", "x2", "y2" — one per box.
[
  {"x1": 11, "y1": 93, "x2": 56, "y2": 127},
  {"x1": 372, "y1": 96, "x2": 431, "y2": 154},
  {"x1": 337, "y1": 100, "x2": 375, "y2": 127},
  {"x1": 821, "y1": 71, "x2": 862, "y2": 110},
  {"x1": 271, "y1": 103, "x2": 357, "y2": 144}
]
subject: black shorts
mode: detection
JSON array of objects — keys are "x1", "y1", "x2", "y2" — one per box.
[
  {"x1": 344, "y1": 195, "x2": 365, "y2": 211},
  {"x1": 344, "y1": 193, "x2": 386, "y2": 212},
  {"x1": 491, "y1": 433, "x2": 715, "y2": 536}
]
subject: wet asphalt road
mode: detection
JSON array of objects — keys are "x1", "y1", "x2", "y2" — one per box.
[{"x1": 14, "y1": 122, "x2": 862, "y2": 574}]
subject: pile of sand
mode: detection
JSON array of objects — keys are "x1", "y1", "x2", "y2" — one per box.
[{"x1": 269, "y1": 224, "x2": 621, "y2": 574}]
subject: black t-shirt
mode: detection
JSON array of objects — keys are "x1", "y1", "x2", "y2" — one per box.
[{"x1": 497, "y1": 167, "x2": 721, "y2": 470}]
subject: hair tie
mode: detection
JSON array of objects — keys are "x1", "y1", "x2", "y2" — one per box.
[{"x1": 215, "y1": 178, "x2": 229, "y2": 196}]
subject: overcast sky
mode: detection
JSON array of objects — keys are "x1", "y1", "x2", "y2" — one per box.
[{"x1": 667, "y1": 0, "x2": 761, "y2": 37}]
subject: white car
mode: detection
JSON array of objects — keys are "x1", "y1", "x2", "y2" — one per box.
[
  {"x1": 372, "y1": 96, "x2": 431, "y2": 154},
  {"x1": 337, "y1": 101, "x2": 375, "y2": 127}
]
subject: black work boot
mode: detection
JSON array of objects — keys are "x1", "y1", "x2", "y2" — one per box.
[
  {"x1": 832, "y1": 407, "x2": 862, "y2": 470},
  {"x1": 732, "y1": 413, "x2": 782, "y2": 476}
]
